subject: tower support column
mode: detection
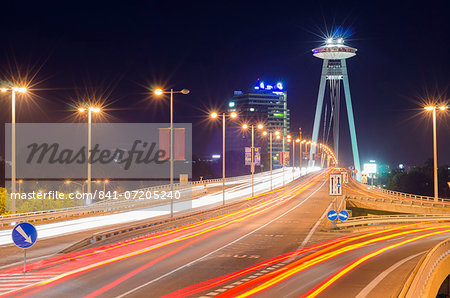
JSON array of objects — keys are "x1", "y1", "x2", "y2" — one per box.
[{"x1": 310, "y1": 59, "x2": 328, "y2": 167}]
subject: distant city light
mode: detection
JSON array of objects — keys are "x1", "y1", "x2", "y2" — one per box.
[
  {"x1": 212, "y1": 154, "x2": 221, "y2": 159},
  {"x1": 369, "y1": 160, "x2": 376, "y2": 163},
  {"x1": 249, "y1": 107, "x2": 255, "y2": 112},
  {"x1": 254, "y1": 80, "x2": 284, "y2": 92},
  {"x1": 363, "y1": 163, "x2": 377, "y2": 174},
  {"x1": 228, "y1": 101, "x2": 235, "y2": 108},
  {"x1": 399, "y1": 163, "x2": 404, "y2": 169}
]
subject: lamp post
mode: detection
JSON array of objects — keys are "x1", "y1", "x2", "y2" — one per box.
[
  {"x1": 295, "y1": 138, "x2": 300, "y2": 177},
  {"x1": 300, "y1": 139, "x2": 306, "y2": 173},
  {"x1": 424, "y1": 105, "x2": 448, "y2": 202},
  {"x1": 262, "y1": 131, "x2": 276, "y2": 190},
  {"x1": 1, "y1": 86, "x2": 27, "y2": 214},
  {"x1": 17, "y1": 179, "x2": 23, "y2": 195},
  {"x1": 154, "y1": 88, "x2": 190, "y2": 217},
  {"x1": 306, "y1": 141, "x2": 312, "y2": 166},
  {"x1": 103, "y1": 179, "x2": 109, "y2": 193},
  {"x1": 242, "y1": 123, "x2": 263, "y2": 197},
  {"x1": 78, "y1": 106, "x2": 101, "y2": 204},
  {"x1": 65, "y1": 180, "x2": 87, "y2": 194},
  {"x1": 211, "y1": 111, "x2": 237, "y2": 205}
]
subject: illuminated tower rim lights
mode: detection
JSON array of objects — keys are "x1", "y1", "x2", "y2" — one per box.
[
  {"x1": 313, "y1": 37, "x2": 357, "y2": 60},
  {"x1": 309, "y1": 35, "x2": 362, "y2": 180}
]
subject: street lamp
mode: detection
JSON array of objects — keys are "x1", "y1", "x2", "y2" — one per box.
[
  {"x1": 154, "y1": 88, "x2": 190, "y2": 217},
  {"x1": 210, "y1": 111, "x2": 238, "y2": 205},
  {"x1": 242, "y1": 123, "x2": 264, "y2": 196},
  {"x1": 277, "y1": 132, "x2": 290, "y2": 186},
  {"x1": 103, "y1": 179, "x2": 109, "y2": 193},
  {"x1": 424, "y1": 105, "x2": 448, "y2": 202},
  {"x1": 1, "y1": 86, "x2": 27, "y2": 213},
  {"x1": 295, "y1": 138, "x2": 300, "y2": 176},
  {"x1": 78, "y1": 106, "x2": 101, "y2": 204},
  {"x1": 262, "y1": 131, "x2": 274, "y2": 190},
  {"x1": 65, "y1": 179, "x2": 87, "y2": 194},
  {"x1": 17, "y1": 179, "x2": 23, "y2": 194}
]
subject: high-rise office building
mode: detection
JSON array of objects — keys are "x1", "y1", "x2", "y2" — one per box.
[{"x1": 227, "y1": 80, "x2": 290, "y2": 170}]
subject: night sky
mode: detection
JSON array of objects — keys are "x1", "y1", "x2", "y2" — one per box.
[{"x1": 0, "y1": 0, "x2": 448, "y2": 168}]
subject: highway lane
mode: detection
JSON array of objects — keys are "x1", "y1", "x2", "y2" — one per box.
[
  {"x1": 157, "y1": 224, "x2": 449, "y2": 298},
  {"x1": 4, "y1": 169, "x2": 444, "y2": 298},
  {"x1": 0, "y1": 167, "x2": 318, "y2": 247},
  {"x1": 0, "y1": 169, "x2": 332, "y2": 297}
]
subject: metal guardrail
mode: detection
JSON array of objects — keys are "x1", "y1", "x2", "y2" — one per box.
[
  {"x1": 399, "y1": 238, "x2": 450, "y2": 297},
  {"x1": 346, "y1": 195, "x2": 450, "y2": 209},
  {"x1": 0, "y1": 168, "x2": 298, "y2": 227},
  {"x1": 369, "y1": 186, "x2": 450, "y2": 203},
  {"x1": 336, "y1": 214, "x2": 450, "y2": 229}
]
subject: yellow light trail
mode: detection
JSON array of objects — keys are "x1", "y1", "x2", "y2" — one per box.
[
  {"x1": 3, "y1": 170, "x2": 330, "y2": 296},
  {"x1": 305, "y1": 228, "x2": 450, "y2": 297},
  {"x1": 229, "y1": 225, "x2": 450, "y2": 298}
]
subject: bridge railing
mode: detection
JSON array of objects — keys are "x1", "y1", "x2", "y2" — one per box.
[
  {"x1": 399, "y1": 238, "x2": 450, "y2": 298},
  {"x1": 346, "y1": 194, "x2": 450, "y2": 209},
  {"x1": 370, "y1": 186, "x2": 450, "y2": 203},
  {"x1": 336, "y1": 214, "x2": 450, "y2": 229}
]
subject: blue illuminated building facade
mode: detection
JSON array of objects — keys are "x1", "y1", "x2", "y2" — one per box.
[{"x1": 227, "y1": 80, "x2": 290, "y2": 170}]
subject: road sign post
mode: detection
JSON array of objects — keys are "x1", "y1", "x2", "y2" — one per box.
[
  {"x1": 329, "y1": 174, "x2": 344, "y2": 229},
  {"x1": 327, "y1": 209, "x2": 338, "y2": 229},
  {"x1": 329, "y1": 174, "x2": 343, "y2": 196},
  {"x1": 12, "y1": 222, "x2": 37, "y2": 273},
  {"x1": 341, "y1": 171, "x2": 348, "y2": 183}
]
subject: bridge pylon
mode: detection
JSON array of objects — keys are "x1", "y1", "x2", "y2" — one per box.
[{"x1": 309, "y1": 37, "x2": 362, "y2": 180}]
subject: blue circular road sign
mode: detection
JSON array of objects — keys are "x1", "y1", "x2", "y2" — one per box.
[
  {"x1": 12, "y1": 222, "x2": 37, "y2": 249},
  {"x1": 327, "y1": 210, "x2": 338, "y2": 221},
  {"x1": 338, "y1": 210, "x2": 349, "y2": 221}
]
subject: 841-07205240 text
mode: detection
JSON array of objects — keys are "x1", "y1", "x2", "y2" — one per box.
[{"x1": 9, "y1": 190, "x2": 182, "y2": 201}]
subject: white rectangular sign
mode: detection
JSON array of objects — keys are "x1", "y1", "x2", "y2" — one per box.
[
  {"x1": 341, "y1": 171, "x2": 348, "y2": 183},
  {"x1": 329, "y1": 174, "x2": 343, "y2": 196}
]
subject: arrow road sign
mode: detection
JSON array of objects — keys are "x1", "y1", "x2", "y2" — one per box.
[
  {"x1": 338, "y1": 210, "x2": 349, "y2": 221},
  {"x1": 12, "y1": 223, "x2": 37, "y2": 249},
  {"x1": 329, "y1": 174, "x2": 343, "y2": 196},
  {"x1": 327, "y1": 210, "x2": 338, "y2": 221}
]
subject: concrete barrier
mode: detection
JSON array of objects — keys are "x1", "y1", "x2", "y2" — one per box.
[{"x1": 399, "y1": 238, "x2": 450, "y2": 297}]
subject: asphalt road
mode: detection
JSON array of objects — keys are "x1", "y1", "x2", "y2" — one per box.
[
  {"x1": 0, "y1": 170, "x2": 332, "y2": 297},
  {"x1": 1, "y1": 169, "x2": 448, "y2": 298}
]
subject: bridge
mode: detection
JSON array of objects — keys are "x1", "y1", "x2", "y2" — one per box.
[{"x1": 0, "y1": 167, "x2": 449, "y2": 297}]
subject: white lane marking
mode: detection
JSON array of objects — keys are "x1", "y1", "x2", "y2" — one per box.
[
  {"x1": 355, "y1": 251, "x2": 426, "y2": 298},
  {"x1": 116, "y1": 178, "x2": 327, "y2": 298},
  {"x1": 300, "y1": 196, "x2": 334, "y2": 249},
  {"x1": 0, "y1": 254, "x2": 58, "y2": 270}
]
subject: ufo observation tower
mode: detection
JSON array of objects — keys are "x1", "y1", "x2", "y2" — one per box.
[{"x1": 309, "y1": 37, "x2": 361, "y2": 180}]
